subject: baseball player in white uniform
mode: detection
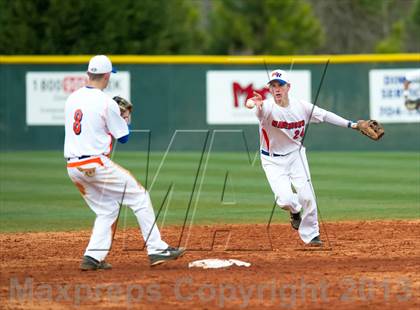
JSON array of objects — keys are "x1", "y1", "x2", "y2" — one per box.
[
  {"x1": 403, "y1": 69, "x2": 420, "y2": 110},
  {"x1": 246, "y1": 69, "x2": 360, "y2": 246},
  {"x1": 64, "y1": 55, "x2": 185, "y2": 270}
]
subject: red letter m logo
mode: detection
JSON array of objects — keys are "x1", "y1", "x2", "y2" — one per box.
[{"x1": 232, "y1": 82, "x2": 269, "y2": 107}]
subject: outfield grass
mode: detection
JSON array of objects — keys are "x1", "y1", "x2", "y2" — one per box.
[{"x1": 0, "y1": 151, "x2": 419, "y2": 232}]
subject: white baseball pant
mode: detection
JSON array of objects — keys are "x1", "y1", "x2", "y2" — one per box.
[
  {"x1": 261, "y1": 147, "x2": 319, "y2": 243},
  {"x1": 67, "y1": 155, "x2": 168, "y2": 262}
]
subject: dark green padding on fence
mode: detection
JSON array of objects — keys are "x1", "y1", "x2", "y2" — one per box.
[{"x1": 0, "y1": 61, "x2": 418, "y2": 152}]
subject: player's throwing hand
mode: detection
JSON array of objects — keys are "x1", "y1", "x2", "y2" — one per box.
[{"x1": 246, "y1": 91, "x2": 264, "y2": 110}]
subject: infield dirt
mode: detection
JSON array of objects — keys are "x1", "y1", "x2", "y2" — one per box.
[{"x1": 1, "y1": 221, "x2": 419, "y2": 309}]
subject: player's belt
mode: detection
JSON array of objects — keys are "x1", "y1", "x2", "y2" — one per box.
[
  {"x1": 67, "y1": 155, "x2": 92, "y2": 161},
  {"x1": 261, "y1": 150, "x2": 288, "y2": 157},
  {"x1": 67, "y1": 156, "x2": 104, "y2": 168}
]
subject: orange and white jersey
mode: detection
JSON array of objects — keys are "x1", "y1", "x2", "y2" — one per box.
[
  {"x1": 64, "y1": 86, "x2": 129, "y2": 158},
  {"x1": 256, "y1": 97, "x2": 329, "y2": 155}
]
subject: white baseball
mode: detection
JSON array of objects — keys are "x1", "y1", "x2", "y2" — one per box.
[{"x1": 246, "y1": 99, "x2": 255, "y2": 109}]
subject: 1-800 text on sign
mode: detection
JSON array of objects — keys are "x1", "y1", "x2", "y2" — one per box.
[{"x1": 26, "y1": 72, "x2": 130, "y2": 126}]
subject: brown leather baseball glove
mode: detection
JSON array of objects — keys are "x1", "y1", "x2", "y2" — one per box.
[
  {"x1": 356, "y1": 120, "x2": 384, "y2": 141},
  {"x1": 113, "y1": 96, "x2": 133, "y2": 124}
]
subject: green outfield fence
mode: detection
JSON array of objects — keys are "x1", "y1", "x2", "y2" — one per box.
[{"x1": 0, "y1": 54, "x2": 419, "y2": 152}]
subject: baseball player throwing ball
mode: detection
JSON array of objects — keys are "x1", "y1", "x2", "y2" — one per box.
[
  {"x1": 246, "y1": 69, "x2": 384, "y2": 246},
  {"x1": 64, "y1": 55, "x2": 185, "y2": 270}
]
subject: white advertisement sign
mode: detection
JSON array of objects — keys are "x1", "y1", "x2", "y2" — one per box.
[
  {"x1": 26, "y1": 72, "x2": 130, "y2": 125},
  {"x1": 206, "y1": 70, "x2": 311, "y2": 124},
  {"x1": 369, "y1": 69, "x2": 420, "y2": 123}
]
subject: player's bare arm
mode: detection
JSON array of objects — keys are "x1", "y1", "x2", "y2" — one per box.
[{"x1": 245, "y1": 91, "x2": 263, "y2": 110}]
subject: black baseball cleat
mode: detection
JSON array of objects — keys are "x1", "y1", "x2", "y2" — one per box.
[
  {"x1": 80, "y1": 255, "x2": 112, "y2": 271},
  {"x1": 290, "y1": 211, "x2": 301, "y2": 230},
  {"x1": 309, "y1": 235, "x2": 323, "y2": 246},
  {"x1": 149, "y1": 247, "x2": 186, "y2": 267}
]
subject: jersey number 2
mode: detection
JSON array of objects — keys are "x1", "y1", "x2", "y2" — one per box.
[
  {"x1": 293, "y1": 128, "x2": 305, "y2": 140},
  {"x1": 73, "y1": 109, "x2": 83, "y2": 135}
]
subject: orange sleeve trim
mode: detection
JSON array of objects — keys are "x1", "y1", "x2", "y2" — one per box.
[{"x1": 67, "y1": 157, "x2": 104, "y2": 168}]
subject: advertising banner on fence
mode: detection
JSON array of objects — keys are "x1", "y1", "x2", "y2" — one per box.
[
  {"x1": 26, "y1": 72, "x2": 130, "y2": 125},
  {"x1": 206, "y1": 70, "x2": 311, "y2": 124},
  {"x1": 369, "y1": 69, "x2": 420, "y2": 123}
]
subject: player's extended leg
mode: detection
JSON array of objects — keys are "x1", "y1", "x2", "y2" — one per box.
[
  {"x1": 261, "y1": 155, "x2": 302, "y2": 214},
  {"x1": 290, "y1": 148, "x2": 320, "y2": 244},
  {"x1": 109, "y1": 161, "x2": 169, "y2": 253},
  {"x1": 131, "y1": 192, "x2": 167, "y2": 253},
  {"x1": 109, "y1": 160, "x2": 185, "y2": 266}
]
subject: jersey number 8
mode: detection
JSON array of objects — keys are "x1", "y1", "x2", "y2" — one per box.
[{"x1": 73, "y1": 109, "x2": 83, "y2": 135}]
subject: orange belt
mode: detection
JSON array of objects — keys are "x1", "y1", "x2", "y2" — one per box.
[{"x1": 67, "y1": 157, "x2": 104, "y2": 168}]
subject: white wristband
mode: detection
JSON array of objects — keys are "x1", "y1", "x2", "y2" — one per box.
[{"x1": 348, "y1": 121, "x2": 357, "y2": 129}]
